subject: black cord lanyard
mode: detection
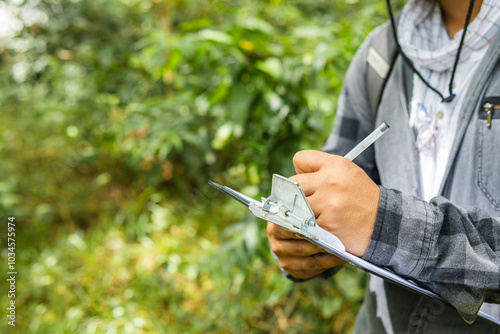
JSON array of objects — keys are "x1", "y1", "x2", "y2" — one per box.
[{"x1": 386, "y1": 0, "x2": 477, "y2": 103}]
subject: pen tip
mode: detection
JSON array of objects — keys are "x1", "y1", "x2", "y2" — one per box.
[{"x1": 208, "y1": 180, "x2": 220, "y2": 188}]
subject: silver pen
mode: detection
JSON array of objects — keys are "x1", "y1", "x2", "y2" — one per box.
[{"x1": 344, "y1": 122, "x2": 390, "y2": 161}]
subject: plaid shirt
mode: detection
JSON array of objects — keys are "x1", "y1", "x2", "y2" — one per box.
[{"x1": 321, "y1": 20, "x2": 500, "y2": 332}]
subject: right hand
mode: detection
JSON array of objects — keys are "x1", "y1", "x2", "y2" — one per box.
[{"x1": 267, "y1": 222, "x2": 346, "y2": 279}]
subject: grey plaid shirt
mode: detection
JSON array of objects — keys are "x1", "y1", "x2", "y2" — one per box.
[{"x1": 320, "y1": 21, "x2": 500, "y2": 333}]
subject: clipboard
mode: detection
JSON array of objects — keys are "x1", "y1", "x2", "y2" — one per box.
[{"x1": 209, "y1": 174, "x2": 500, "y2": 326}]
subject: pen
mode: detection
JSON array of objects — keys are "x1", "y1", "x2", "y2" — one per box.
[{"x1": 344, "y1": 122, "x2": 390, "y2": 161}]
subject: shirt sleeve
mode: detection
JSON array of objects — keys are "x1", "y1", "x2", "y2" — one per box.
[{"x1": 363, "y1": 187, "x2": 500, "y2": 323}]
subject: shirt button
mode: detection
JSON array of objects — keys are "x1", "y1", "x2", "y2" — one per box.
[{"x1": 437, "y1": 110, "x2": 444, "y2": 119}]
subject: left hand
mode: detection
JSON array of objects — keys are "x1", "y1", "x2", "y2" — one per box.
[
  {"x1": 290, "y1": 150, "x2": 380, "y2": 257},
  {"x1": 267, "y1": 222, "x2": 346, "y2": 279}
]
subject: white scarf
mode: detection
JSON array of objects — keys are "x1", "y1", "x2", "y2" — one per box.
[
  {"x1": 399, "y1": 0, "x2": 500, "y2": 73},
  {"x1": 400, "y1": 0, "x2": 500, "y2": 150},
  {"x1": 398, "y1": 0, "x2": 500, "y2": 200}
]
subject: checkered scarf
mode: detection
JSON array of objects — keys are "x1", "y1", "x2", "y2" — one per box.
[{"x1": 398, "y1": 0, "x2": 500, "y2": 72}]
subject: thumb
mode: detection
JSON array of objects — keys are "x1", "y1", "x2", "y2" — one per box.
[{"x1": 293, "y1": 150, "x2": 335, "y2": 174}]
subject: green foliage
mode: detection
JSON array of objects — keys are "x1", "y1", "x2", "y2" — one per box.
[{"x1": 0, "y1": 0, "x2": 404, "y2": 332}]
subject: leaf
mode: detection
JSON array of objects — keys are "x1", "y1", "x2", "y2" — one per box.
[
  {"x1": 180, "y1": 18, "x2": 214, "y2": 32},
  {"x1": 255, "y1": 57, "x2": 282, "y2": 81},
  {"x1": 292, "y1": 26, "x2": 330, "y2": 39},
  {"x1": 237, "y1": 17, "x2": 275, "y2": 35},
  {"x1": 212, "y1": 123, "x2": 233, "y2": 150},
  {"x1": 228, "y1": 83, "x2": 254, "y2": 133},
  {"x1": 198, "y1": 29, "x2": 233, "y2": 45},
  {"x1": 166, "y1": 49, "x2": 183, "y2": 70}
]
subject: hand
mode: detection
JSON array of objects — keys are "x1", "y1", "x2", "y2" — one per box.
[
  {"x1": 291, "y1": 150, "x2": 380, "y2": 257},
  {"x1": 267, "y1": 222, "x2": 346, "y2": 279}
]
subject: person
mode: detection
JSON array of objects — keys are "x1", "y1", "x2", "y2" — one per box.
[{"x1": 267, "y1": 0, "x2": 500, "y2": 332}]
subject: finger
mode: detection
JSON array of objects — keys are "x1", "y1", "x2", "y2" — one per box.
[
  {"x1": 267, "y1": 222, "x2": 303, "y2": 240},
  {"x1": 288, "y1": 175, "x2": 324, "y2": 220},
  {"x1": 308, "y1": 253, "x2": 346, "y2": 270},
  {"x1": 279, "y1": 253, "x2": 346, "y2": 278},
  {"x1": 286, "y1": 269, "x2": 327, "y2": 280},
  {"x1": 293, "y1": 150, "x2": 336, "y2": 174},
  {"x1": 304, "y1": 190, "x2": 329, "y2": 219},
  {"x1": 290, "y1": 173, "x2": 318, "y2": 197},
  {"x1": 270, "y1": 238, "x2": 325, "y2": 257}
]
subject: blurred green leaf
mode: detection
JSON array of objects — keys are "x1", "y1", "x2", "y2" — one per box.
[
  {"x1": 256, "y1": 57, "x2": 283, "y2": 80},
  {"x1": 198, "y1": 29, "x2": 234, "y2": 45}
]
